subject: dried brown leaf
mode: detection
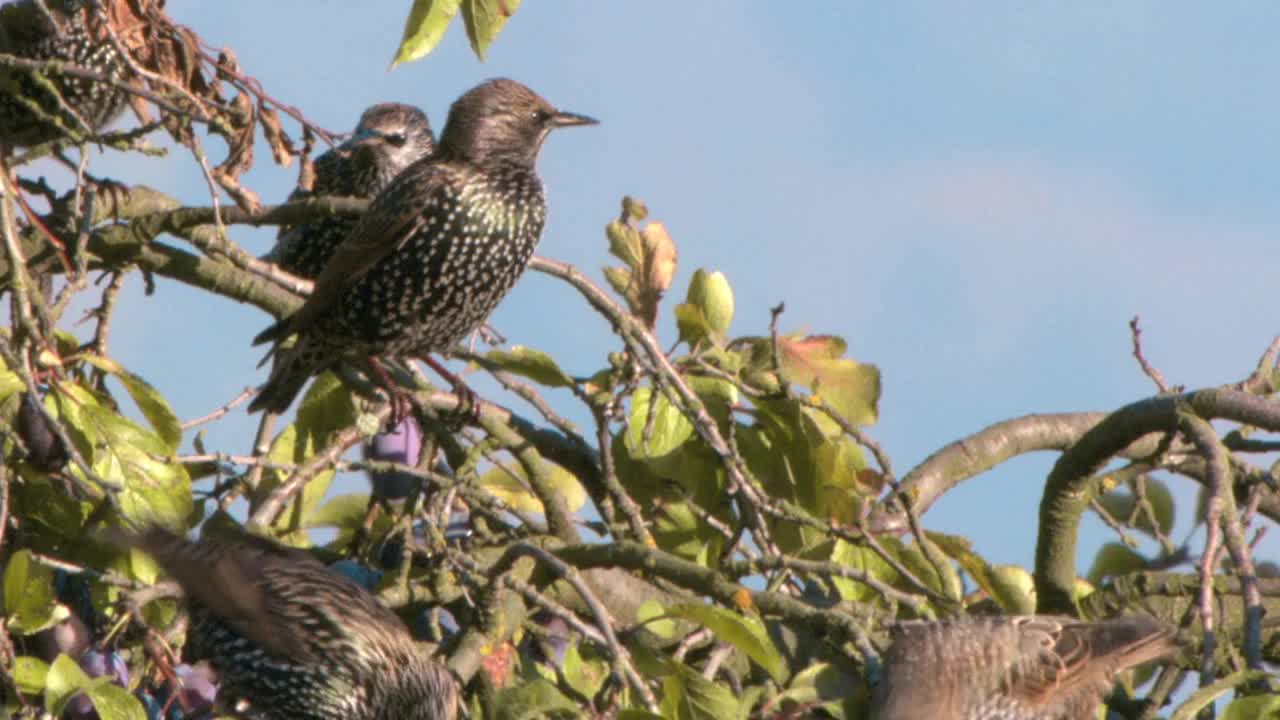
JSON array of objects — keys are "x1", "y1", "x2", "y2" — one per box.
[{"x1": 259, "y1": 102, "x2": 295, "y2": 167}]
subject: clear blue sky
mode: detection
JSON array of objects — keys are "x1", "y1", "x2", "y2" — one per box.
[{"x1": 79, "y1": 3, "x2": 1279, "y2": 575}]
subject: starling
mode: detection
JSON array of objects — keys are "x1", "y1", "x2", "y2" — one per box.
[
  {"x1": 110, "y1": 525, "x2": 458, "y2": 720},
  {"x1": 265, "y1": 103, "x2": 435, "y2": 279},
  {"x1": 870, "y1": 614, "x2": 1176, "y2": 720},
  {"x1": 0, "y1": 0, "x2": 129, "y2": 148},
  {"x1": 249, "y1": 78, "x2": 596, "y2": 414}
]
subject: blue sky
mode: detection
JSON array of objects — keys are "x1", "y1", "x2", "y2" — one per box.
[{"x1": 73, "y1": 3, "x2": 1279, "y2": 575}]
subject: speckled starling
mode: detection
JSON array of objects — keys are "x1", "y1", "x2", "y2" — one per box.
[
  {"x1": 870, "y1": 614, "x2": 1176, "y2": 720},
  {"x1": 249, "y1": 78, "x2": 596, "y2": 414},
  {"x1": 110, "y1": 525, "x2": 458, "y2": 720},
  {"x1": 0, "y1": 0, "x2": 129, "y2": 148},
  {"x1": 265, "y1": 103, "x2": 435, "y2": 279}
]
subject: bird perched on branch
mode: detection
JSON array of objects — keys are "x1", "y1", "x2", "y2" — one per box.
[
  {"x1": 110, "y1": 525, "x2": 458, "y2": 720},
  {"x1": 0, "y1": 0, "x2": 129, "y2": 148},
  {"x1": 265, "y1": 102, "x2": 435, "y2": 279},
  {"x1": 870, "y1": 614, "x2": 1176, "y2": 720},
  {"x1": 248, "y1": 78, "x2": 597, "y2": 415}
]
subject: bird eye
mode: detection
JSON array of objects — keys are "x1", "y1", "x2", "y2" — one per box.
[{"x1": 385, "y1": 133, "x2": 407, "y2": 147}]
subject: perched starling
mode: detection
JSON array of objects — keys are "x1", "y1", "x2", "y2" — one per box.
[
  {"x1": 870, "y1": 614, "x2": 1176, "y2": 720},
  {"x1": 0, "y1": 0, "x2": 129, "y2": 148},
  {"x1": 265, "y1": 103, "x2": 435, "y2": 279},
  {"x1": 249, "y1": 78, "x2": 596, "y2": 414},
  {"x1": 111, "y1": 525, "x2": 458, "y2": 720}
]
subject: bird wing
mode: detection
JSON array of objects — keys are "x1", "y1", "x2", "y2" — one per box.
[
  {"x1": 253, "y1": 160, "x2": 449, "y2": 345},
  {"x1": 110, "y1": 526, "x2": 327, "y2": 663},
  {"x1": 1007, "y1": 615, "x2": 1175, "y2": 707}
]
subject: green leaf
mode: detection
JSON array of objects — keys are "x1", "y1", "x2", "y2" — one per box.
[
  {"x1": 460, "y1": 0, "x2": 522, "y2": 61},
  {"x1": 45, "y1": 653, "x2": 90, "y2": 717},
  {"x1": 674, "y1": 302, "x2": 713, "y2": 348},
  {"x1": 0, "y1": 368, "x2": 23, "y2": 404},
  {"x1": 84, "y1": 681, "x2": 147, "y2": 720},
  {"x1": 1221, "y1": 694, "x2": 1280, "y2": 720},
  {"x1": 988, "y1": 564, "x2": 1036, "y2": 615},
  {"x1": 829, "y1": 539, "x2": 898, "y2": 603},
  {"x1": 604, "y1": 265, "x2": 635, "y2": 301},
  {"x1": 75, "y1": 398, "x2": 192, "y2": 530},
  {"x1": 1094, "y1": 476, "x2": 1176, "y2": 538},
  {"x1": 81, "y1": 355, "x2": 182, "y2": 452},
  {"x1": 1086, "y1": 542, "x2": 1148, "y2": 586},
  {"x1": 661, "y1": 661, "x2": 746, "y2": 720},
  {"x1": 306, "y1": 493, "x2": 372, "y2": 530},
  {"x1": 607, "y1": 218, "x2": 644, "y2": 268},
  {"x1": 389, "y1": 0, "x2": 461, "y2": 68},
  {"x1": 4, "y1": 549, "x2": 64, "y2": 634},
  {"x1": 773, "y1": 662, "x2": 866, "y2": 719},
  {"x1": 561, "y1": 641, "x2": 608, "y2": 701},
  {"x1": 491, "y1": 678, "x2": 580, "y2": 720},
  {"x1": 636, "y1": 600, "x2": 676, "y2": 639},
  {"x1": 624, "y1": 387, "x2": 695, "y2": 474},
  {"x1": 484, "y1": 346, "x2": 574, "y2": 388},
  {"x1": 257, "y1": 373, "x2": 353, "y2": 531},
  {"x1": 618, "y1": 712, "x2": 666, "y2": 720},
  {"x1": 13, "y1": 655, "x2": 49, "y2": 695},
  {"x1": 664, "y1": 603, "x2": 787, "y2": 684}
]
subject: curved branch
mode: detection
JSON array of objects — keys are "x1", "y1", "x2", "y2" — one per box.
[
  {"x1": 1034, "y1": 389, "x2": 1280, "y2": 614},
  {"x1": 868, "y1": 412, "x2": 1177, "y2": 533}
]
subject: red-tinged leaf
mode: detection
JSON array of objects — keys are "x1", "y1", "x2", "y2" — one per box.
[{"x1": 777, "y1": 334, "x2": 880, "y2": 426}]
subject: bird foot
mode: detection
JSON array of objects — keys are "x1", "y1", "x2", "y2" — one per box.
[{"x1": 423, "y1": 355, "x2": 482, "y2": 427}]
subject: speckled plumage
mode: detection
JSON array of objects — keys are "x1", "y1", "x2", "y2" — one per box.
[
  {"x1": 0, "y1": 0, "x2": 129, "y2": 148},
  {"x1": 112, "y1": 526, "x2": 457, "y2": 720},
  {"x1": 250, "y1": 78, "x2": 597, "y2": 414},
  {"x1": 266, "y1": 103, "x2": 435, "y2": 279},
  {"x1": 870, "y1": 615, "x2": 1176, "y2": 720}
]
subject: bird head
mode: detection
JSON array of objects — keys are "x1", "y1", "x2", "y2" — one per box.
[
  {"x1": 343, "y1": 102, "x2": 436, "y2": 186},
  {"x1": 438, "y1": 78, "x2": 597, "y2": 167}
]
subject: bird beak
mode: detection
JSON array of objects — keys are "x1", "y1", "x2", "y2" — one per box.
[
  {"x1": 550, "y1": 110, "x2": 598, "y2": 128},
  {"x1": 344, "y1": 129, "x2": 383, "y2": 149}
]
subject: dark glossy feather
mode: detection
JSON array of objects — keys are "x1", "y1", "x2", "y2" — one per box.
[{"x1": 110, "y1": 525, "x2": 458, "y2": 720}]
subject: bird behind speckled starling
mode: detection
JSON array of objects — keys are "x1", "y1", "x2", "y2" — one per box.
[
  {"x1": 249, "y1": 78, "x2": 597, "y2": 414},
  {"x1": 265, "y1": 103, "x2": 435, "y2": 279},
  {"x1": 870, "y1": 614, "x2": 1177, "y2": 720},
  {"x1": 109, "y1": 525, "x2": 458, "y2": 720},
  {"x1": 0, "y1": 0, "x2": 129, "y2": 148}
]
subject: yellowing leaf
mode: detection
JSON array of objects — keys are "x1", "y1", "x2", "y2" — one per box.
[
  {"x1": 778, "y1": 334, "x2": 880, "y2": 426},
  {"x1": 478, "y1": 461, "x2": 587, "y2": 515}
]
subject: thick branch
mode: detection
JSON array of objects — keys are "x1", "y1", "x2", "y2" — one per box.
[{"x1": 1035, "y1": 389, "x2": 1280, "y2": 614}]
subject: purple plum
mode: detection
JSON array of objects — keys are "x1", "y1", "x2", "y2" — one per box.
[
  {"x1": 163, "y1": 663, "x2": 219, "y2": 719},
  {"x1": 364, "y1": 416, "x2": 423, "y2": 499},
  {"x1": 37, "y1": 611, "x2": 91, "y2": 662}
]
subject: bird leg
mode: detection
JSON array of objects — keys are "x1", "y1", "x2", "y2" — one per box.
[
  {"x1": 423, "y1": 355, "x2": 481, "y2": 422},
  {"x1": 366, "y1": 355, "x2": 416, "y2": 429}
]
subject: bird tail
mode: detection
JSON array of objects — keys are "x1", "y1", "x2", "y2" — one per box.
[
  {"x1": 252, "y1": 318, "x2": 292, "y2": 347},
  {"x1": 100, "y1": 525, "x2": 214, "y2": 591},
  {"x1": 249, "y1": 360, "x2": 311, "y2": 415}
]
